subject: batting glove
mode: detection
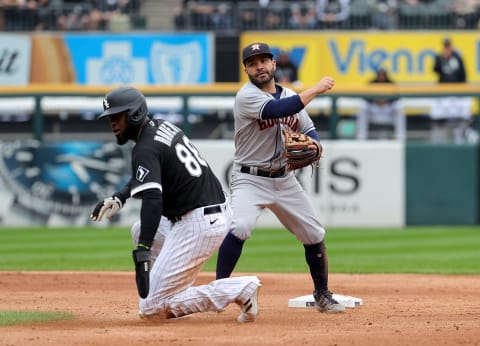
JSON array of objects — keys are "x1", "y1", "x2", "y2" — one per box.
[{"x1": 90, "y1": 193, "x2": 126, "y2": 222}]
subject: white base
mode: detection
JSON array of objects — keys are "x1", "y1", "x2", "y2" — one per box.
[{"x1": 288, "y1": 294, "x2": 363, "y2": 309}]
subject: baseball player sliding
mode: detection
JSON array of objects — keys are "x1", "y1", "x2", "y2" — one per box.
[
  {"x1": 90, "y1": 86, "x2": 261, "y2": 322},
  {"x1": 216, "y1": 42, "x2": 345, "y2": 313}
]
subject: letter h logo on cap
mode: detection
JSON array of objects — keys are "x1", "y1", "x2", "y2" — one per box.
[{"x1": 242, "y1": 42, "x2": 274, "y2": 65}]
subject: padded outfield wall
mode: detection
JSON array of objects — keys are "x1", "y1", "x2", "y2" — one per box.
[
  {"x1": 0, "y1": 139, "x2": 477, "y2": 228},
  {"x1": 406, "y1": 143, "x2": 478, "y2": 225}
]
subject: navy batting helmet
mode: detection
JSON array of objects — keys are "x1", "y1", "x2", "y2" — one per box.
[{"x1": 98, "y1": 86, "x2": 148, "y2": 126}]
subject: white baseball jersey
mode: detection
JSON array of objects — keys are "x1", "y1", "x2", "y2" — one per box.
[
  {"x1": 430, "y1": 97, "x2": 472, "y2": 120},
  {"x1": 230, "y1": 81, "x2": 325, "y2": 244},
  {"x1": 356, "y1": 100, "x2": 406, "y2": 140}
]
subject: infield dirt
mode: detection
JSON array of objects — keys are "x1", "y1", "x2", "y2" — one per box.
[{"x1": 1, "y1": 272, "x2": 479, "y2": 346}]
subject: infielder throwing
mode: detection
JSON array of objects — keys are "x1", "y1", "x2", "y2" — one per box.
[
  {"x1": 90, "y1": 86, "x2": 261, "y2": 322},
  {"x1": 216, "y1": 42, "x2": 345, "y2": 313}
]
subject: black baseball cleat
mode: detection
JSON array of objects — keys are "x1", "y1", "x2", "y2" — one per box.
[{"x1": 313, "y1": 290, "x2": 346, "y2": 313}]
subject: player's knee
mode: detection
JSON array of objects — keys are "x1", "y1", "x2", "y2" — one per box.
[
  {"x1": 230, "y1": 220, "x2": 254, "y2": 241},
  {"x1": 310, "y1": 226, "x2": 326, "y2": 244},
  {"x1": 130, "y1": 220, "x2": 141, "y2": 245},
  {"x1": 319, "y1": 227, "x2": 326, "y2": 240}
]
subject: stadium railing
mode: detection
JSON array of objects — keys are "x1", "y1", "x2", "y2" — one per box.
[
  {"x1": 175, "y1": 0, "x2": 479, "y2": 31},
  {"x1": 0, "y1": 83, "x2": 479, "y2": 141}
]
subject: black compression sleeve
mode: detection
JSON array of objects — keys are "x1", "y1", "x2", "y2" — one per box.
[
  {"x1": 114, "y1": 179, "x2": 132, "y2": 205},
  {"x1": 139, "y1": 189, "x2": 162, "y2": 248},
  {"x1": 261, "y1": 95, "x2": 305, "y2": 119},
  {"x1": 306, "y1": 129, "x2": 320, "y2": 141}
]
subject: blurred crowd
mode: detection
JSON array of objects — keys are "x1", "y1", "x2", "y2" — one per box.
[
  {"x1": 173, "y1": 0, "x2": 480, "y2": 31},
  {"x1": 0, "y1": 0, "x2": 142, "y2": 31},
  {"x1": 1, "y1": 0, "x2": 478, "y2": 32}
]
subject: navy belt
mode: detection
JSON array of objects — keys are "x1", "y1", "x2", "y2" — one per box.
[
  {"x1": 241, "y1": 166, "x2": 285, "y2": 178},
  {"x1": 168, "y1": 205, "x2": 222, "y2": 223}
]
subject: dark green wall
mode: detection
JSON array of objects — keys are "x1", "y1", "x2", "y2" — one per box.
[{"x1": 406, "y1": 143, "x2": 478, "y2": 225}]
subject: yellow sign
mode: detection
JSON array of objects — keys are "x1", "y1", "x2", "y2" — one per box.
[{"x1": 240, "y1": 32, "x2": 479, "y2": 84}]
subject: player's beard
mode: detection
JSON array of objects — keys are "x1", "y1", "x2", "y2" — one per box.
[
  {"x1": 248, "y1": 69, "x2": 275, "y2": 88},
  {"x1": 116, "y1": 124, "x2": 137, "y2": 145}
]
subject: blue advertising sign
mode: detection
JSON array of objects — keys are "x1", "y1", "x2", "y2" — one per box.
[
  {"x1": 63, "y1": 33, "x2": 213, "y2": 85},
  {"x1": 0, "y1": 140, "x2": 131, "y2": 219}
]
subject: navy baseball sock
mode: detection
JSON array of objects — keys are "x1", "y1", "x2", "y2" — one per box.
[
  {"x1": 216, "y1": 232, "x2": 245, "y2": 279},
  {"x1": 304, "y1": 242, "x2": 329, "y2": 292}
]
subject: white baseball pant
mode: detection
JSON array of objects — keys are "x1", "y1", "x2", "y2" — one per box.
[{"x1": 131, "y1": 202, "x2": 260, "y2": 318}]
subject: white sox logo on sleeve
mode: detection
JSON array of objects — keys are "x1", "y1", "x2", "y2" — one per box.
[{"x1": 136, "y1": 166, "x2": 150, "y2": 182}]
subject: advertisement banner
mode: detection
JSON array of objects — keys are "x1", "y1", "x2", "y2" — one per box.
[
  {"x1": 0, "y1": 140, "x2": 136, "y2": 226},
  {"x1": 63, "y1": 33, "x2": 213, "y2": 85},
  {"x1": 0, "y1": 34, "x2": 31, "y2": 85},
  {"x1": 0, "y1": 140, "x2": 404, "y2": 228},
  {"x1": 0, "y1": 33, "x2": 214, "y2": 86},
  {"x1": 196, "y1": 140, "x2": 405, "y2": 228},
  {"x1": 240, "y1": 31, "x2": 480, "y2": 84}
]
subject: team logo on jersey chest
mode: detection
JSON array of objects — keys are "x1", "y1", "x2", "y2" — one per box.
[
  {"x1": 257, "y1": 116, "x2": 299, "y2": 131},
  {"x1": 136, "y1": 166, "x2": 150, "y2": 182}
]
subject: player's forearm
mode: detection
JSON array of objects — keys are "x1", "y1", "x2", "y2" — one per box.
[
  {"x1": 115, "y1": 178, "x2": 132, "y2": 203},
  {"x1": 299, "y1": 88, "x2": 322, "y2": 106},
  {"x1": 299, "y1": 76, "x2": 335, "y2": 106},
  {"x1": 139, "y1": 189, "x2": 163, "y2": 248}
]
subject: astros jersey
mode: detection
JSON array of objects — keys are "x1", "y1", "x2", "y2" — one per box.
[
  {"x1": 233, "y1": 82, "x2": 316, "y2": 170},
  {"x1": 129, "y1": 119, "x2": 225, "y2": 218}
]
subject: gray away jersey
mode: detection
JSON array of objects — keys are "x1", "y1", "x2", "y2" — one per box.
[{"x1": 233, "y1": 82, "x2": 316, "y2": 170}]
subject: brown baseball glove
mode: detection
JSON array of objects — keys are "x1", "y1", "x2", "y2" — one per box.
[{"x1": 283, "y1": 131, "x2": 322, "y2": 171}]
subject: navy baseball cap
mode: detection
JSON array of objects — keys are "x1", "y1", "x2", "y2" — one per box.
[{"x1": 242, "y1": 42, "x2": 274, "y2": 65}]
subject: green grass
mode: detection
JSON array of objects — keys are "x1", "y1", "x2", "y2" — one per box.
[
  {"x1": 0, "y1": 311, "x2": 75, "y2": 326},
  {"x1": 0, "y1": 226, "x2": 479, "y2": 274}
]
